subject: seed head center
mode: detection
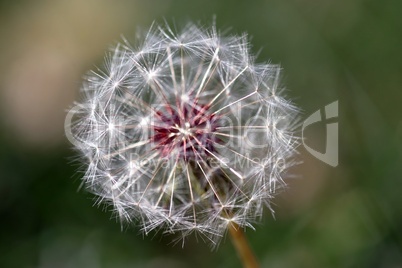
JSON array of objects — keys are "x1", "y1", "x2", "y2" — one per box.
[
  {"x1": 151, "y1": 98, "x2": 222, "y2": 159},
  {"x1": 176, "y1": 122, "x2": 192, "y2": 137}
]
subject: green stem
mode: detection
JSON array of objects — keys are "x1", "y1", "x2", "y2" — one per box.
[{"x1": 228, "y1": 222, "x2": 259, "y2": 268}]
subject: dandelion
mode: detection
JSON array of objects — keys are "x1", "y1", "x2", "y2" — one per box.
[{"x1": 67, "y1": 21, "x2": 298, "y2": 267}]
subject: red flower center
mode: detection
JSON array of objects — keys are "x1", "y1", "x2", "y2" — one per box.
[{"x1": 151, "y1": 97, "x2": 221, "y2": 160}]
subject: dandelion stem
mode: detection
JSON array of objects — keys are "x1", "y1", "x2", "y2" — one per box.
[{"x1": 228, "y1": 223, "x2": 259, "y2": 268}]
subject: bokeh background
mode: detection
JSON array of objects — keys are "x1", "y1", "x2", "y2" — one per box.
[{"x1": 1, "y1": 0, "x2": 401, "y2": 267}]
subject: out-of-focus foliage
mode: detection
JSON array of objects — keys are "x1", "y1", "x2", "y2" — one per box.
[{"x1": 0, "y1": 0, "x2": 401, "y2": 267}]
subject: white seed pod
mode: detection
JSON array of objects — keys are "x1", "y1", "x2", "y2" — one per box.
[{"x1": 69, "y1": 21, "x2": 299, "y2": 246}]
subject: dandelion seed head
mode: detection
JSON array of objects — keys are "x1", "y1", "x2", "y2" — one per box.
[{"x1": 69, "y1": 21, "x2": 299, "y2": 245}]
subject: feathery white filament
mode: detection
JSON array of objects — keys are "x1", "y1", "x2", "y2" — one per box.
[{"x1": 70, "y1": 21, "x2": 299, "y2": 246}]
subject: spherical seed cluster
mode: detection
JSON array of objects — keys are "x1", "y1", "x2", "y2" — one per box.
[{"x1": 70, "y1": 22, "x2": 298, "y2": 245}]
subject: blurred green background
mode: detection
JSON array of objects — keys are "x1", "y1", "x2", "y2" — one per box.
[{"x1": 1, "y1": 0, "x2": 401, "y2": 267}]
